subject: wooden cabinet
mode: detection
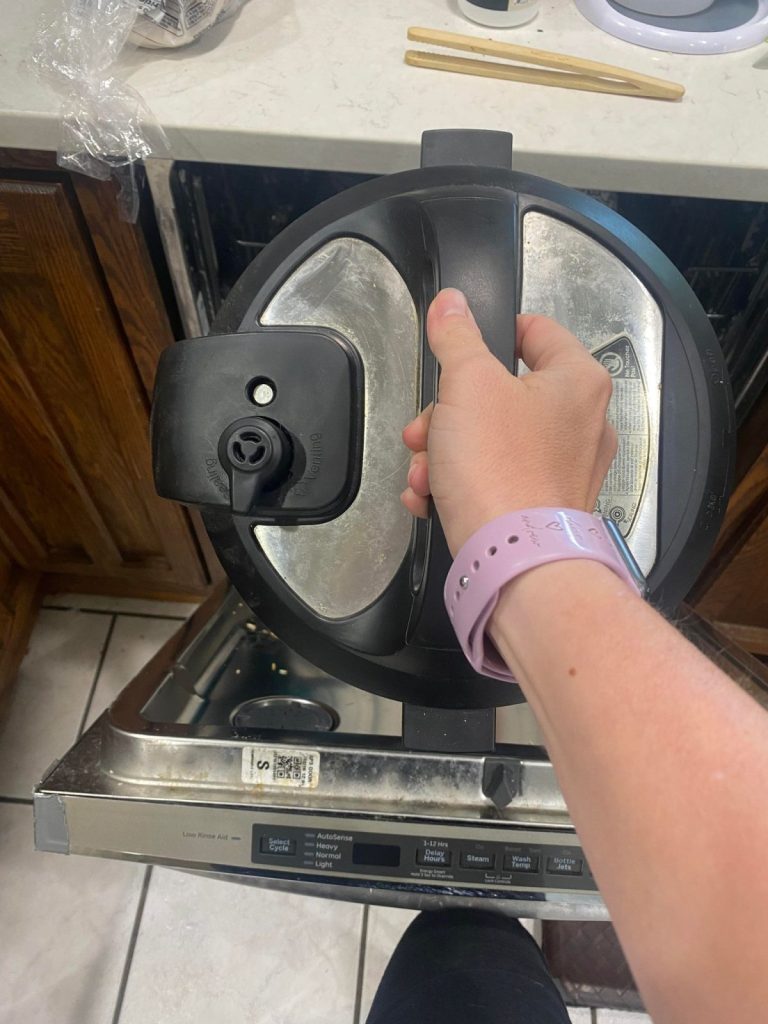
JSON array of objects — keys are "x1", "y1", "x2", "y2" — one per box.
[
  {"x1": 0, "y1": 555, "x2": 40, "y2": 707},
  {"x1": 691, "y1": 396, "x2": 768, "y2": 654},
  {"x1": 0, "y1": 155, "x2": 218, "y2": 711}
]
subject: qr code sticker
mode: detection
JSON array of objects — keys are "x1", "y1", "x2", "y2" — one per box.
[
  {"x1": 242, "y1": 746, "x2": 320, "y2": 789},
  {"x1": 274, "y1": 754, "x2": 308, "y2": 782}
]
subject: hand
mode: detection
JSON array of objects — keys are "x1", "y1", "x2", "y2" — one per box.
[{"x1": 401, "y1": 288, "x2": 617, "y2": 556}]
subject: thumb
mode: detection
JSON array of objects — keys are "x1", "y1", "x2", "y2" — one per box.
[{"x1": 426, "y1": 289, "x2": 488, "y2": 370}]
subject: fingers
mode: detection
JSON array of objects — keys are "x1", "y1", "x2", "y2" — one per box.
[
  {"x1": 426, "y1": 289, "x2": 488, "y2": 370},
  {"x1": 400, "y1": 487, "x2": 429, "y2": 519},
  {"x1": 516, "y1": 314, "x2": 594, "y2": 373},
  {"x1": 400, "y1": 436, "x2": 431, "y2": 518},
  {"x1": 427, "y1": 301, "x2": 594, "y2": 378},
  {"x1": 400, "y1": 450, "x2": 431, "y2": 517},
  {"x1": 407, "y1": 450, "x2": 430, "y2": 497},
  {"x1": 403, "y1": 403, "x2": 433, "y2": 452}
]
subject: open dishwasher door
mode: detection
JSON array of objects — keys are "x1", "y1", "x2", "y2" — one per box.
[{"x1": 33, "y1": 583, "x2": 768, "y2": 917}]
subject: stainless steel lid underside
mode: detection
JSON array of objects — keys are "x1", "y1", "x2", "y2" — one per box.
[{"x1": 255, "y1": 212, "x2": 662, "y2": 621}]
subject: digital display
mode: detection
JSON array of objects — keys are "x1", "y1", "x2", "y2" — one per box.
[{"x1": 352, "y1": 842, "x2": 401, "y2": 867}]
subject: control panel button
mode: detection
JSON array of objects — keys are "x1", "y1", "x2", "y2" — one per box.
[
  {"x1": 417, "y1": 847, "x2": 452, "y2": 867},
  {"x1": 503, "y1": 852, "x2": 539, "y2": 873},
  {"x1": 460, "y1": 851, "x2": 495, "y2": 870},
  {"x1": 259, "y1": 835, "x2": 297, "y2": 857},
  {"x1": 546, "y1": 853, "x2": 583, "y2": 876}
]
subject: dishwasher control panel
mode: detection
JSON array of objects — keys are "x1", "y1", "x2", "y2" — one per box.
[{"x1": 251, "y1": 823, "x2": 597, "y2": 893}]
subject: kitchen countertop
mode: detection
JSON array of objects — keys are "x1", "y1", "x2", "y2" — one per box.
[{"x1": 2, "y1": 0, "x2": 768, "y2": 200}]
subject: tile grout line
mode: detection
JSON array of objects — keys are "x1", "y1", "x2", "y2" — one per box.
[
  {"x1": 111, "y1": 865, "x2": 153, "y2": 1024},
  {"x1": 75, "y1": 613, "x2": 117, "y2": 740},
  {"x1": 2, "y1": 609, "x2": 113, "y2": 800},
  {"x1": 42, "y1": 605, "x2": 189, "y2": 623},
  {"x1": 352, "y1": 904, "x2": 370, "y2": 1024}
]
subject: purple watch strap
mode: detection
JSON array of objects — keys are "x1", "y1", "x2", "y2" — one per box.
[{"x1": 444, "y1": 508, "x2": 644, "y2": 682}]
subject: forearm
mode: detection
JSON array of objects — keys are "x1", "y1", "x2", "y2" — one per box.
[{"x1": 490, "y1": 560, "x2": 768, "y2": 1024}]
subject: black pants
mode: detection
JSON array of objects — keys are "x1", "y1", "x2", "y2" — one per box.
[{"x1": 366, "y1": 910, "x2": 570, "y2": 1024}]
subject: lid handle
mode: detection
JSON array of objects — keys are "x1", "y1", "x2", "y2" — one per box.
[
  {"x1": 423, "y1": 193, "x2": 518, "y2": 371},
  {"x1": 408, "y1": 142, "x2": 519, "y2": 650},
  {"x1": 420, "y1": 129, "x2": 513, "y2": 170}
]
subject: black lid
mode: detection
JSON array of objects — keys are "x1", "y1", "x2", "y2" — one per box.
[{"x1": 152, "y1": 130, "x2": 734, "y2": 709}]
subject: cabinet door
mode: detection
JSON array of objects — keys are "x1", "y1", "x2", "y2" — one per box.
[
  {"x1": 0, "y1": 176, "x2": 207, "y2": 593},
  {"x1": 693, "y1": 442, "x2": 768, "y2": 650},
  {"x1": 0, "y1": 550, "x2": 40, "y2": 714}
]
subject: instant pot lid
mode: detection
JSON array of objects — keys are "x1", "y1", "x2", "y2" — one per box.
[{"x1": 152, "y1": 130, "x2": 734, "y2": 709}]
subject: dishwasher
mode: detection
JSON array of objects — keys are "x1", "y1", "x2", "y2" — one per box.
[{"x1": 35, "y1": 131, "x2": 768, "y2": 935}]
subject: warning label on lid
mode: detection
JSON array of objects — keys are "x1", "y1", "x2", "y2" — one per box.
[{"x1": 592, "y1": 335, "x2": 649, "y2": 538}]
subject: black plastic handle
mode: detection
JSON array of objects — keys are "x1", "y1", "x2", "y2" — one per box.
[
  {"x1": 421, "y1": 129, "x2": 513, "y2": 172},
  {"x1": 421, "y1": 130, "x2": 518, "y2": 370},
  {"x1": 408, "y1": 131, "x2": 520, "y2": 651},
  {"x1": 423, "y1": 195, "x2": 519, "y2": 371}
]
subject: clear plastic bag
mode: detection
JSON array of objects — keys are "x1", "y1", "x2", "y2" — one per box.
[
  {"x1": 30, "y1": 1, "x2": 248, "y2": 219},
  {"x1": 31, "y1": 0, "x2": 165, "y2": 219}
]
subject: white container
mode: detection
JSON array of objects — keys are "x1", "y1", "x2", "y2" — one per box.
[
  {"x1": 619, "y1": 0, "x2": 713, "y2": 13},
  {"x1": 457, "y1": 0, "x2": 539, "y2": 29}
]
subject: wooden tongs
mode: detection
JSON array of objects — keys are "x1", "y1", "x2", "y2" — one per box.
[{"x1": 405, "y1": 26, "x2": 685, "y2": 102}]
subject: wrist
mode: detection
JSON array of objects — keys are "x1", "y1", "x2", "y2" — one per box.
[
  {"x1": 488, "y1": 559, "x2": 638, "y2": 688},
  {"x1": 444, "y1": 509, "x2": 645, "y2": 682},
  {"x1": 445, "y1": 504, "x2": 521, "y2": 558},
  {"x1": 490, "y1": 558, "x2": 626, "y2": 631},
  {"x1": 446, "y1": 500, "x2": 602, "y2": 557}
]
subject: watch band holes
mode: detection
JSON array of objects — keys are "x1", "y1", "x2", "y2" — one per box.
[
  {"x1": 488, "y1": 546, "x2": 497, "y2": 557},
  {"x1": 472, "y1": 560, "x2": 480, "y2": 571},
  {"x1": 507, "y1": 535, "x2": 519, "y2": 544}
]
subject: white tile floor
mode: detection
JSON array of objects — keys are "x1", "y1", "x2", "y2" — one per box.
[
  {"x1": 0, "y1": 598, "x2": 651, "y2": 1024},
  {"x1": 0, "y1": 609, "x2": 112, "y2": 800}
]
